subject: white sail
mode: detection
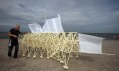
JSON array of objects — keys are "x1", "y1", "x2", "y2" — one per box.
[
  {"x1": 42, "y1": 14, "x2": 64, "y2": 33},
  {"x1": 78, "y1": 33, "x2": 105, "y2": 54},
  {"x1": 28, "y1": 23, "x2": 42, "y2": 33}
]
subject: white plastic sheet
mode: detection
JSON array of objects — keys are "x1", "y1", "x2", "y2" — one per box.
[
  {"x1": 42, "y1": 14, "x2": 64, "y2": 33},
  {"x1": 78, "y1": 33, "x2": 104, "y2": 54},
  {"x1": 28, "y1": 23, "x2": 42, "y2": 33},
  {"x1": 42, "y1": 22, "x2": 48, "y2": 33}
]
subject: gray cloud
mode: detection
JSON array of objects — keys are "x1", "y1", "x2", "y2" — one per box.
[{"x1": 0, "y1": 0, "x2": 119, "y2": 33}]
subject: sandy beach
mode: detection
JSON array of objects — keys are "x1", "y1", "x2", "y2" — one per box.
[{"x1": 0, "y1": 38, "x2": 119, "y2": 71}]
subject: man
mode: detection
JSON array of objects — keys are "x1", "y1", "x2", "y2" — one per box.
[{"x1": 8, "y1": 24, "x2": 21, "y2": 59}]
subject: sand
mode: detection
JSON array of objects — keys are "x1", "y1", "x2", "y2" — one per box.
[{"x1": 0, "y1": 38, "x2": 119, "y2": 71}]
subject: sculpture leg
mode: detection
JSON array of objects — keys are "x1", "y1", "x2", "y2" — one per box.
[{"x1": 63, "y1": 53, "x2": 70, "y2": 69}]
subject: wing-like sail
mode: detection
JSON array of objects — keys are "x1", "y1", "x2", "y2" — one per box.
[
  {"x1": 78, "y1": 33, "x2": 104, "y2": 54},
  {"x1": 28, "y1": 23, "x2": 42, "y2": 33},
  {"x1": 42, "y1": 14, "x2": 64, "y2": 33}
]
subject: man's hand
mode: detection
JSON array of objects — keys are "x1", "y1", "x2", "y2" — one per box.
[
  {"x1": 8, "y1": 32, "x2": 17, "y2": 38},
  {"x1": 13, "y1": 35, "x2": 17, "y2": 38}
]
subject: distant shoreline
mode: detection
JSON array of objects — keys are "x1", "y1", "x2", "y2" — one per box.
[{"x1": 0, "y1": 32, "x2": 119, "y2": 39}]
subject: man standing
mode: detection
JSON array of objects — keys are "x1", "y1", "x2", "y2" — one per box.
[{"x1": 8, "y1": 24, "x2": 21, "y2": 59}]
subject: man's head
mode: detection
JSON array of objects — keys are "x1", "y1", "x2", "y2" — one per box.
[{"x1": 15, "y1": 24, "x2": 20, "y2": 30}]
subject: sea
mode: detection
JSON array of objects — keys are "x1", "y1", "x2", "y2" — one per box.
[{"x1": 0, "y1": 32, "x2": 119, "y2": 39}]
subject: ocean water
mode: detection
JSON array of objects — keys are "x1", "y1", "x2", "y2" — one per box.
[
  {"x1": 0, "y1": 32, "x2": 119, "y2": 39},
  {"x1": 82, "y1": 33, "x2": 119, "y2": 39}
]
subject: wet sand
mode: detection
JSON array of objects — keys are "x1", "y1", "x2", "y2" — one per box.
[{"x1": 0, "y1": 38, "x2": 119, "y2": 71}]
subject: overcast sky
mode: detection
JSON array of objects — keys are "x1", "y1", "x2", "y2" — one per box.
[{"x1": 0, "y1": 0, "x2": 119, "y2": 33}]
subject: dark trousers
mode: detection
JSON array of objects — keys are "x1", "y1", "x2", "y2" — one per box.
[{"x1": 8, "y1": 43, "x2": 19, "y2": 58}]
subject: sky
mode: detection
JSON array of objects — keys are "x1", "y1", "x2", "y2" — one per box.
[{"x1": 0, "y1": 0, "x2": 119, "y2": 33}]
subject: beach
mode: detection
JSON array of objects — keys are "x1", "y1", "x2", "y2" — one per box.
[{"x1": 0, "y1": 38, "x2": 119, "y2": 71}]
